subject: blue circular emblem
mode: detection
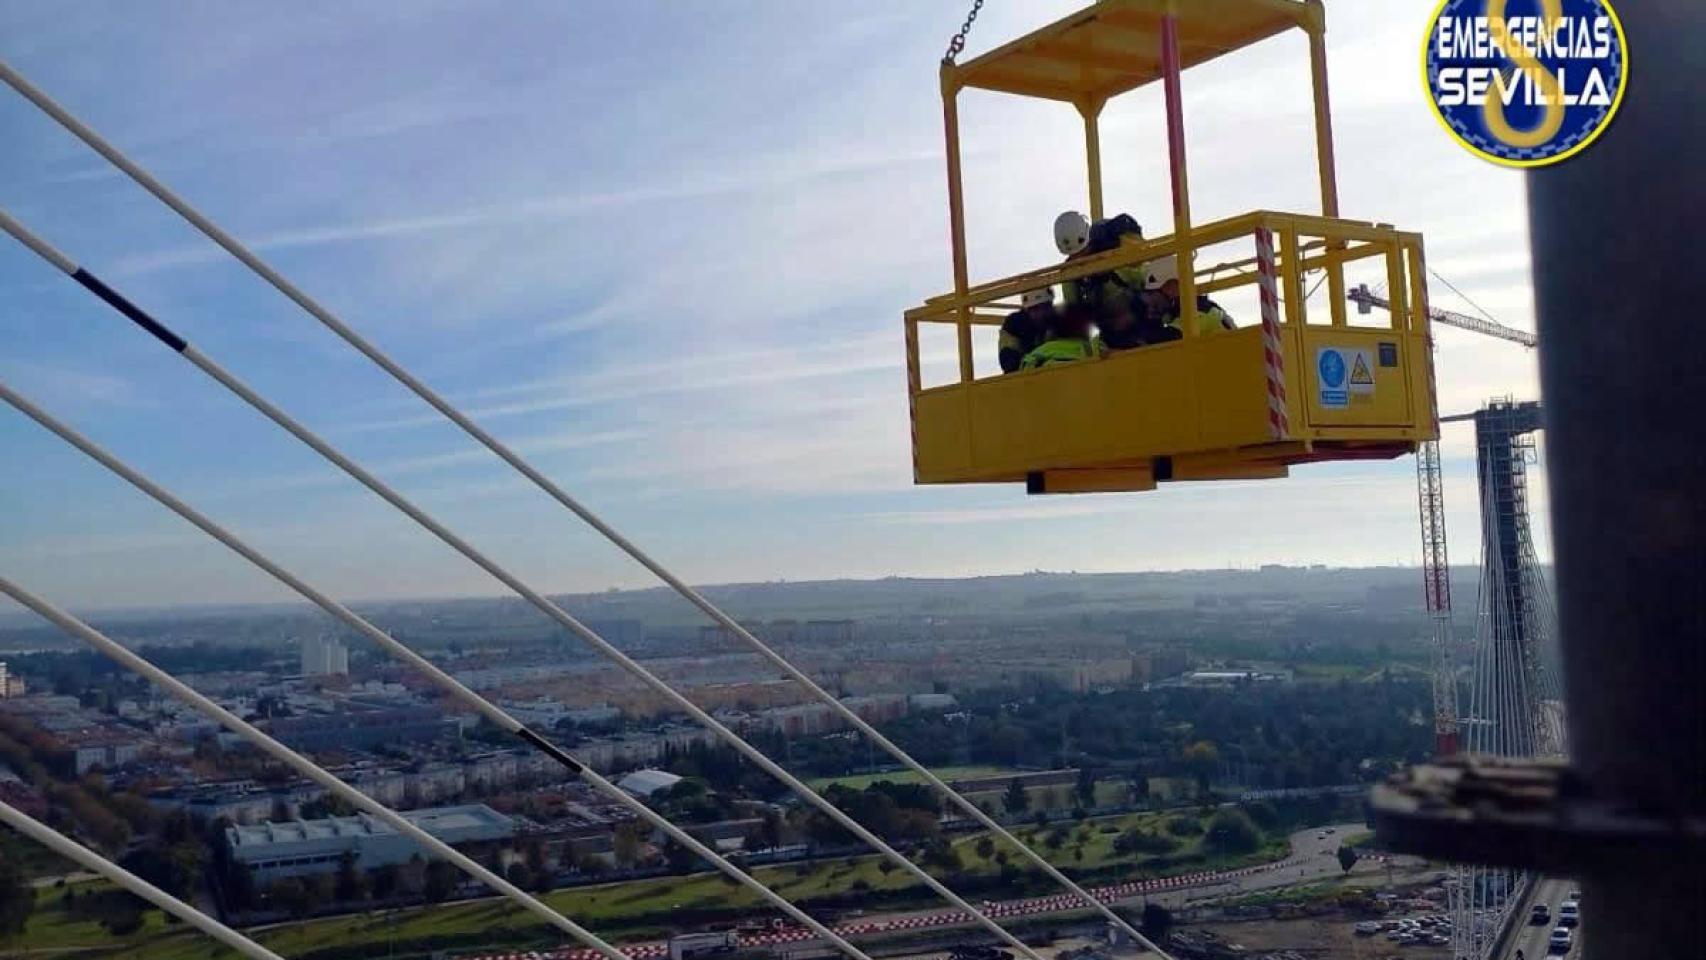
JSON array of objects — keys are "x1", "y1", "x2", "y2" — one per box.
[
  {"x1": 1422, "y1": 0, "x2": 1628, "y2": 167},
  {"x1": 1318, "y1": 350, "x2": 1346, "y2": 389}
]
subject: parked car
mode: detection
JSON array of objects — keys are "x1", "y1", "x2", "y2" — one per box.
[
  {"x1": 1531, "y1": 904, "x2": 1551, "y2": 925},
  {"x1": 1354, "y1": 921, "x2": 1383, "y2": 936}
]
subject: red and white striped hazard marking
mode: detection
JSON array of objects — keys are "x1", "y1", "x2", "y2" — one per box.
[
  {"x1": 468, "y1": 857, "x2": 1298, "y2": 960},
  {"x1": 1254, "y1": 227, "x2": 1289, "y2": 440}
]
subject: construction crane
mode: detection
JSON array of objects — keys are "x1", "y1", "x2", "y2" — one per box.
[
  {"x1": 1350, "y1": 282, "x2": 1537, "y2": 348},
  {"x1": 1354, "y1": 283, "x2": 1543, "y2": 960},
  {"x1": 1348, "y1": 281, "x2": 1536, "y2": 757}
]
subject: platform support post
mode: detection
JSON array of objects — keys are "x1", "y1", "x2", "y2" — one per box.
[
  {"x1": 1078, "y1": 98, "x2": 1106, "y2": 222},
  {"x1": 1159, "y1": 8, "x2": 1197, "y2": 338},
  {"x1": 940, "y1": 65, "x2": 973, "y2": 383},
  {"x1": 1305, "y1": 1, "x2": 1340, "y2": 219},
  {"x1": 1305, "y1": 1, "x2": 1347, "y2": 327}
]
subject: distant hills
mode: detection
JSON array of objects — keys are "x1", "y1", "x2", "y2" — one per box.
[{"x1": 0, "y1": 564, "x2": 1496, "y2": 634}]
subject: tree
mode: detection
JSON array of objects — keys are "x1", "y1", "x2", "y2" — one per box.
[
  {"x1": 399, "y1": 855, "x2": 428, "y2": 896},
  {"x1": 268, "y1": 877, "x2": 313, "y2": 919},
  {"x1": 118, "y1": 845, "x2": 200, "y2": 899},
  {"x1": 663, "y1": 837, "x2": 699, "y2": 873},
  {"x1": 1074, "y1": 767, "x2": 1098, "y2": 808},
  {"x1": 371, "y1": 863, "x2": 402, "y2": 900},
  {"x1": 1165, "y1": 816, "x2": 1203, "y2": 837},
  {"x1": 1139, "y1": 902, "x2": 1174, "y2": 942},
  {"x1": 1183, "y1": 740, "x2": 1220, "y2": 789},
  {"x1": 1003, "y1": 778, "x2": 1029, "y2": 816},
  {"x1": 334, "y1": 853, "x2": 370, "y2": 903},
  {"x1": 974, "y1": 837, "x2": 996, "y2": 861},
  {"x1": 523, "y1": 838, "x2": 548, "y2": 878},
  {"x1": 1337, "y1": 843, "x2": 1360, "y2": 874},
  {"x1": 742, "y1": 811, "x2": 786, "y2": 853},
  {"x1": 0, "y1": 855, "x2": 33, "y2": 936},
  {"x1": 506, "y1": 862, "x2": 533, "y2": 889},
  {"x1": 1203, "y1": 808, "x2": 1262, "y2": 855},
  {"x1": 103, "y1": 905, "x2": 144, "y2": 936},
  {"x1": 423, "y1": 861, "x2": 458, "y2": 903},
  {"x1": 1241, "y1": 800, "x2": 1281, "y2": 832},
  {"x1": 892, "y1": 809, "x2": 942, "y2": 844},
  {"x1": 300, "y1": 794, "x2": 355, "y2": 821},
  {"x1": 1113, "y1": 828, "x2": 1177, "y2": 857},
  {"x1": 613, "y1": 823, "x2": 644, "y2": 870},
  {"x1": 920, "y1": 839, "x2": 961, "y2": 873}
]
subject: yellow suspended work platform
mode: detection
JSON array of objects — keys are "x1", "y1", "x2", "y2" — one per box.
[{"x1": 904, "y1": 0, "x2": 1439, "y2": 494}]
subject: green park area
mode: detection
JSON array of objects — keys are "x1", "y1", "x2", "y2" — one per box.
[
  {"x1": 3, "y1": 806, "x2": 1287, "y2": 960},
  {"x1": 810, "y1": 766, "x2": 1134, "y2": 813}
]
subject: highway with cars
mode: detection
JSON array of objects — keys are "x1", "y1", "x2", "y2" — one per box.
[{"x1": 1503, "y1": 878, "x2": 1578, "y2": 959}]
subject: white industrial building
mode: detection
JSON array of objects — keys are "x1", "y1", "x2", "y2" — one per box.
[
  {"x1": 224, "y1": 804, "x2": 513, "y2": 882},
  {"x1": 299, "y1": 635, "x2": 350, "y2": 676},
  {"x1": 616, "y1": 769, "x2": 682, "y2": 798}
]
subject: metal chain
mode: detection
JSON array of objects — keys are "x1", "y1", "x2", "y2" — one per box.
[{"x1": 942, "y1": 0, "x2": 984, "y2": 63}]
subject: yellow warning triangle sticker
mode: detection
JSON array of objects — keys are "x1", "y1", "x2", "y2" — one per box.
[{"x1": 1349, "y1": 352, "x2": 1374, "y2": 385}]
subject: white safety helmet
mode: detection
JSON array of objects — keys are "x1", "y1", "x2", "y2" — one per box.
[
  {"x1": 1020, "y1": 288, "x2": 1054, "y2": 309},
  {"x1": 1053, "y1": 210, "x2": 1091, "y2": 256},
  {"x1": 1144, "y1": 256, "x2": 1180, "y2": 290}
]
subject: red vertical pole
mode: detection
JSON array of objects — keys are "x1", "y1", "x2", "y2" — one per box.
[
  {"x1": 1159, "y1": 12, "x2": 1197, "y2": 335},
  {"x1": 1159, "y1": 14, "x2": 1191, "y2": 233}
]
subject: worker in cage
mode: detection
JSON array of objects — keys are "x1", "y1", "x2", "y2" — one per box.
[
  {"x1": 998, "y1": 287, "x2": 1058, "y2": 374},
  {"x1": 1054, "y1": 210, "x2": 1147, "y2": 313},
  {"x1": 1143, "y1": 257, "x2": 1236, "y2": 338},
  {"x1": 1020, "y1": 300, "x2": 1105, "y2": 370},
  {"x1": 1053, "y1": 210, "x2": 1155, "y2": 352}
]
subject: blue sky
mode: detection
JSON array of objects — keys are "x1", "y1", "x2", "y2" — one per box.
[{"x1": 0, "y1": 2, "x2": 1546, "y2": 611}]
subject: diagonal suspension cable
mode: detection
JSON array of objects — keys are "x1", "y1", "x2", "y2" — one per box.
[
  {"x1": 0, "y1": 216, "x2": 1043, "y2": 960},
  {"x1": 0, "y1": 60, "x2": 1170, "y2": 955},
  {"x1": 0, "y1": 796, "x2": 284, "y2": 960},
  {"x1": 0, "y1": 572, "x2": 631, "y2": 960},
  {"x1": 0, "y1": 383, "x2": 876, "y2": 960}
]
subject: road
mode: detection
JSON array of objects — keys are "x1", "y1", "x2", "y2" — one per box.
[
  {"x1": 469, "y1": 822, "x2": 1374, "y2": 960},
  {"x1": 1502, "y1": 877, "x2": 1574, "y2": 960}
]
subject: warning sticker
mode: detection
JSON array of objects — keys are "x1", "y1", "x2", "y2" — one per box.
[
  {"x1": 1316, "y1": 346, "x2": 1376, "y2": 408},
  {"x1": 1349, "y1": 351, "x2": 1375, "y2": 394}
]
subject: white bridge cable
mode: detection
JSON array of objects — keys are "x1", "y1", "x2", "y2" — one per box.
[
  {"x1": 0, "y1": 219, "x2": 1044, "y2": 960},
  {"x1": 0, "y1": 383, "x2": 877, "y2": 960},
  {"x1": 0, "y1": 571, "x2": 629, "y2": 960},
  {"x1": 0, "y1": 795, "x2": 285, "y2": 960},
  {"x1": 0, "y1": 60, "x2": 1171, "y2": 958}
]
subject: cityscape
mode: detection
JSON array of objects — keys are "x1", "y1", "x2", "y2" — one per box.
[
  {"x1": 0, "y1": 567, "x2": 1464, "y2": 959},
  {"x1": 0, "y1": 0, "x2": 1681, "y2": 957}
]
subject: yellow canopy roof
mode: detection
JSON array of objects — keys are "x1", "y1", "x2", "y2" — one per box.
[{"x1": 950, "y1": 0, "x2": 1316, "y2": 104}]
